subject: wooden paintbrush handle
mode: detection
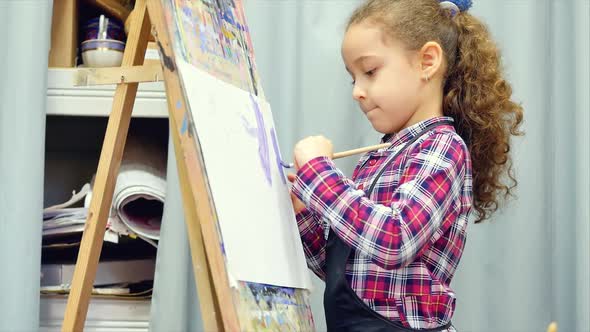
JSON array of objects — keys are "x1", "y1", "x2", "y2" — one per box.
[
  {"x1": 283, "y1": 143, "x2": 392, "y2": 169},
  {"x1": 333, "y1": 143, "x2": 391, "y2": 159}
]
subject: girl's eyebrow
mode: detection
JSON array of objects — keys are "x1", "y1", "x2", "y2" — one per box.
[
  {"x1": 345, "y1": 55, "x2": 378, "y2": 72},
  {"x1": 354, "y1": 55, "x2": 377, "y2": 65}
]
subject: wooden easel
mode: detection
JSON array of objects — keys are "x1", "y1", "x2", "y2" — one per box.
[{"x1": 61, "y1": 1, "x2": 240, "y2": 331}]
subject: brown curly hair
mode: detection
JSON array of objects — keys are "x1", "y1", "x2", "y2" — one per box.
[{"x1": 348, "y1": 0, "x2": 524, "y2": 223}]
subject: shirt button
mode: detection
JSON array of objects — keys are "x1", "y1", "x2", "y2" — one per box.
[{"x1": 368, "y1": 159, "x2": 377, "y2": 166}]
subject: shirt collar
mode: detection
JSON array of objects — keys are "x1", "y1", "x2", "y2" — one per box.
[{"x1": 381, "y1": 116, "x2": 455, "y2": 146}]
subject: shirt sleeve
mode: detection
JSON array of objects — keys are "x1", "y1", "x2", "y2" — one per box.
[
  {"x1": 291, "y1": 133, "x2": 467, "y2": 270},
  {"x1": 295, "y1": 207, "x2": 327, "y2": 280}
]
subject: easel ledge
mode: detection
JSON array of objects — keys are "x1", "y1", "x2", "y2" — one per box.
[{"x1": 73, "y1": 62, "x2": 163, "y2": 86}]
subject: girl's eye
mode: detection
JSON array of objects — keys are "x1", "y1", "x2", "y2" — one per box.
[{"x1": 350, "y1": 68, "x2": 376, "y2": 85}]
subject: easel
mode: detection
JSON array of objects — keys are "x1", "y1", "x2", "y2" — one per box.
[{"x1": 61, "y1": 1, "x2": 240, "y2": 330}]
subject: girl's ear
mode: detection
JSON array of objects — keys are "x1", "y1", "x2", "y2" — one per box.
[{"x1": 419, "y1": 41, "x2": 444, "y2": 81}]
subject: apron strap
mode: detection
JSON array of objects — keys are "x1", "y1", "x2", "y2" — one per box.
[{"x1": 366, "y1": 120, "x2": 454, "y2": 196}]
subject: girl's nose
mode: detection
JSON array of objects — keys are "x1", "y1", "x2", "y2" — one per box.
[{"x1": 352, "y1": 83, "x2": 366, "y2": 101}]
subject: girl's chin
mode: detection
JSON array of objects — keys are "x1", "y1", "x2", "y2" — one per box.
[
  {"x1": 370, "y1": 123, "x2": 392, "y2": 134},
  {"x1": 369, "y1": 119, "x2": 401, "y2": 135}
]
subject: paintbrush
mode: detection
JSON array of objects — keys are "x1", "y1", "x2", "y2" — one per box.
[{"x1": 281, "y1": 142, "x2": 391, "y2": 168}]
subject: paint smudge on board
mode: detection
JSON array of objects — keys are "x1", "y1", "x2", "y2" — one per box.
[
  {"x1": 236, "y1": 281, "x2": 315, "y2": 331},
  {"x1": 180, "y1": 110, "x2": 196, "y2": 138},
  {"x1": 181, "y1": 112, "x2": 188, "y2": 134}
]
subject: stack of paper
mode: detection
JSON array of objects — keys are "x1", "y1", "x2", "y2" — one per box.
[
  {"x1": 43, "y1": 207, "x2": 88, "y2": 236},
  {"x1": 43, "y1": 183, "x2": 89, "y2": 236},
  {"x1": 43, "y1": 183, "x2": 118, "y2": 244}
]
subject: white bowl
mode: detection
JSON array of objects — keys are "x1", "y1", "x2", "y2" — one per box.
[
  {"x1": 81, "y1": 39, "x2": 125, "y2": 67},
  {"x1": 82, "y1": 48, "x2": 124, "y2": 67}
]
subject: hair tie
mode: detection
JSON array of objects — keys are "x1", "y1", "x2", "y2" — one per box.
[{"x1": 439, "y1": 0, "x2": 472, "y2": 17}]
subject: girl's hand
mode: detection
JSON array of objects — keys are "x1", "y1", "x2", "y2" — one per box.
[
  {"x1": 293, "y1": 136, "x2": 333, "y2": 170},
  {"x1": 287, "y1": 173, "x2": 306, "y2": 214}
]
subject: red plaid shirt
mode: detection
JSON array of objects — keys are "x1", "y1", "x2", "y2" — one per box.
[{"x1": 292, "y1": 117, "x2": 472, "y2": 330}]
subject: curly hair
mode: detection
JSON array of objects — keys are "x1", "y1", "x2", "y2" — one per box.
[{"x1": 348, "y1": 0, "x2": 524, "y2": 223}]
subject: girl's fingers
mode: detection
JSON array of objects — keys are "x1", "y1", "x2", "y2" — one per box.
[{"x1": 287, "y1": 173, "x2": 296, "y2": 183}]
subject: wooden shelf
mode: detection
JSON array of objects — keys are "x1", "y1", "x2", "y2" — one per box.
[
  {"x1": 47, "y1": 68, "x2": 167, "y2": 118},
  {"x1": 39, "y1": 295, "x2": 150, "y2": 332}
]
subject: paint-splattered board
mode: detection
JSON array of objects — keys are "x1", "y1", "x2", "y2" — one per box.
[
  {"x1": 167, "y1": 0, "x2": 262, "y2": 96},
  {"x1": 236, "y1": 281, "x2": 315, "y2": 331},
  {"x1": 152, "y1": 0, "x2": 316, "y2": 330}
]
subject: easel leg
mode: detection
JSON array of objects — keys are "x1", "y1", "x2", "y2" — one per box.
[{"x1": 60, "y1": 1, "x2": 151, "y2": 331}]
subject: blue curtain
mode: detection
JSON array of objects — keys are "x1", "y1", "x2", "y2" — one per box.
[{"x1": 0, "y1": 0, "x2": 52, "y2": 330}]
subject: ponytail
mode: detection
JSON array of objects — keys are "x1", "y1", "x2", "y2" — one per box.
[{"x1": 444, "y1": 13, "x2": 524, "y2": 222}]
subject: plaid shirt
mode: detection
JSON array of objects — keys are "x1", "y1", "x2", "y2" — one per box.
[{"x1": 292, "y1": 117, "x2": 472, "y2": 330}]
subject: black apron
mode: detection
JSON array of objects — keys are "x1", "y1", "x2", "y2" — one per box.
[{"x1": 324, "y1": 121, "x2": 454, "y2": 332}]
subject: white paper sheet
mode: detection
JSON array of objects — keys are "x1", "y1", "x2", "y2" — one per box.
[
  {"x1": 178, "y1": 59, "x2": 311, "y2": 290},
  {"x1": 112, "y1": 135, "x2": 167, "y2": 240}
]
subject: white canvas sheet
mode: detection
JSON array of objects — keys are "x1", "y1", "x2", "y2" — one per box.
[{"x1": 177, "y1": 59, "x2": 311, "y2": 289}]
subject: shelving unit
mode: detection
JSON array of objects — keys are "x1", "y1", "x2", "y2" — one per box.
[{"x1": 41, "y1": 67, "x2": 169, "y2": 330}]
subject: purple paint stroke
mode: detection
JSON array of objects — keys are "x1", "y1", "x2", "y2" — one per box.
[
  {"x1": 270, "y1": 128, "x2": 287, "y2": 185},
  {"x1": 240, "y1": 114, "x2": 257, "y2": 138},
  {"x1": 247, "y1": 94, "x2": 271, "y2": 186}
]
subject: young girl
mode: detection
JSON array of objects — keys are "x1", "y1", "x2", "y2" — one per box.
[{"x1": 288, "y1": 0, "x2": 524, "y2": 331}]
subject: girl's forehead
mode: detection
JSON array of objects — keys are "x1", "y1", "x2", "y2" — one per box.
[
  {"x1": 342, "y1": 23, "x2": 402, "y2": 61},
  {"x1": 343, "y1": 23, "x2": 384, "y2": 48}
]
